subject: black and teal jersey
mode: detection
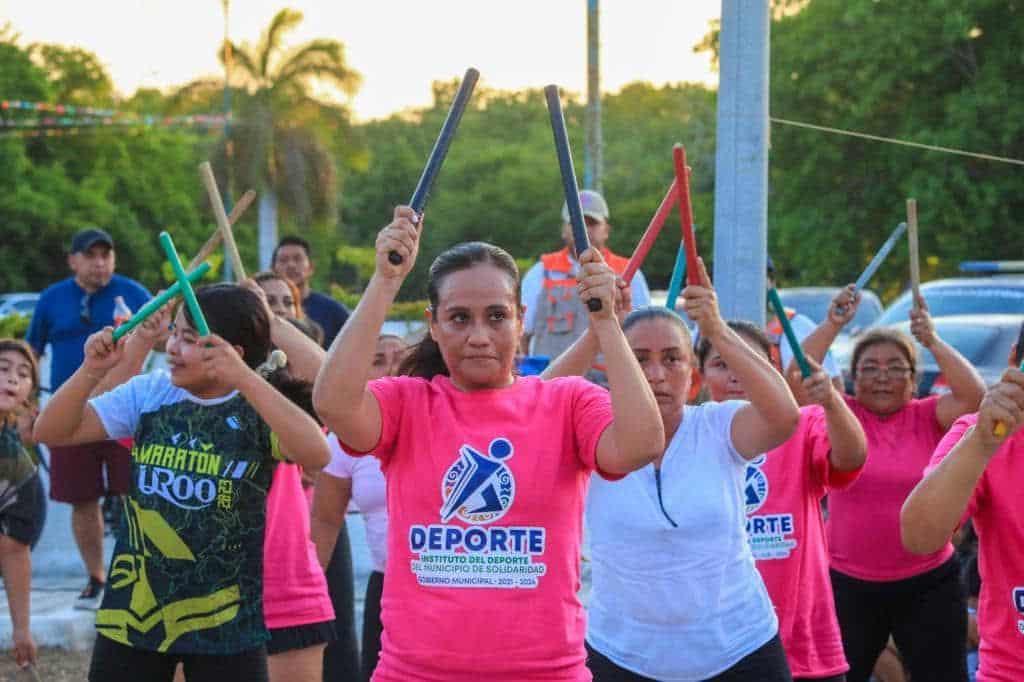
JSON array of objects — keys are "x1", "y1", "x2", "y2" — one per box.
[
  {"x1": 0, "y1": 420, "x2": 37, "y2": 514},
  {"x1": 90, "y1": 371, "x2": 282, "y2": 654}
]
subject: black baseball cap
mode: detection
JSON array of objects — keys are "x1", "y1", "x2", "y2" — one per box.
[{"x1": 70, "y1": 228, "x2": 114, "y2": 254}]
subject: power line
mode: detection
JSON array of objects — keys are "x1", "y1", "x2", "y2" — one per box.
[{"x1": 770, "y1": 116, "x2": 1024, "y2": 167}]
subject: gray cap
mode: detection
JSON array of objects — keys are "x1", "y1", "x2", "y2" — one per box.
[{"x1": 561, "y1": 189, "x2": 610, "y2": 223}]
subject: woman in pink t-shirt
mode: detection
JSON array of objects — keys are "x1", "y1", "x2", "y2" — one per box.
[
  {"x1": 245, "y1": 276, "x2": 339, "y2": 682},
  {"x1": 814, "y1": 294, "x2": 984, "y2": 682},
  {"x1": 312, "y1": 207, "x2": 665, "y2": 682},
  {"x1": 902, "y1": 350, "x2": 1024, "y2": 682},
  {"x1": 697, "y1": 320, "x2": 866, "y2": 681}
]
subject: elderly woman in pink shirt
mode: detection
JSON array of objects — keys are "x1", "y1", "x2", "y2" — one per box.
[{"x1": 806, "y1": 289, "x2": 984, "y2": 682}]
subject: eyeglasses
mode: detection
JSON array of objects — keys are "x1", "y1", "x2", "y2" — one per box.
[
  {"x1": 857, "y1": 365, "x2": 912, "y2": 380},
  {"x1": 79, "y1": 293, "x2": 92, "y2": 324}
]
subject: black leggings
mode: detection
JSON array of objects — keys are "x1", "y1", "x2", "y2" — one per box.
[
  {"x1": 88, "y1": 635, "x2": 267, "y2": 682},
  {"x1": 586, "y1": 634, "x2": 792, "y2": 682},
  {"x1": 831, "y1": 555, "x2": 967, "y2": 682},
  {"x1": 361, "y1": 570, "x2": 384, "y2": 682},
  {"x1": 322, "y1": 522, "x2": 360, "y2": 681}
]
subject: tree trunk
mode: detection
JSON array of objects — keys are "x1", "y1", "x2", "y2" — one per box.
[{"x1": 258, "y1": 188, "x2": 278, "y2": 270}]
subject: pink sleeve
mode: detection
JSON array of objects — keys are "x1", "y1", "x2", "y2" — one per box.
[
  {"x1": 569, "y1": 378, "x2": 617, "y2": 480},
  {"x1": 915, "y1": 395, "x2": 946, "y2": 440},
  {"x1": 355, "y1": 376, "x2": 417, "y2": 465},
  {"x1": 925, "y1": 413, "x2": 982, "y2": 523}
]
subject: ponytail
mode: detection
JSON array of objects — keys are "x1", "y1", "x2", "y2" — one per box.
[{"x1": 397, "y1": 332, "x2": 449, "y2": 380}]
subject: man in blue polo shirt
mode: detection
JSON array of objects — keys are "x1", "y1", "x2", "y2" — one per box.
[
  {"x1": 26, "y1": 227, "x2": 150, "y2": 609},
  {"x1": 272, "y1": 235, "x2": 350, "y2": 348}
]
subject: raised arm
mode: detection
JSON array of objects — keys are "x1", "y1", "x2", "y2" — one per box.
[
  {"x1": 200, "y1": 333, "x2": 329, "y2": 469},
  {"x1": 688, "y1": 260, "x2": 799, "y2": 459},
  {"x1": 910, "y1": 299, "x2": 984, "y2": 429},
  {"x1": 313, "y1": 207, "x2": 421, "y2": 452},
  {"x1": 34, "y1": 329, "x2": 123, "y2": 445},
  {"x1": 577, "y1": 252, "x2": 664, "y2": 475},
  {"x1": 801, "y1": 284, "x2": 859, "y2": 364},
  {"x1": 791, "y1": 358, "x2": 866, "y2": 472},
  {"x1": 91, "y1": 300, "x2": 173, "y2": 397},
  {"x1": 542, "y1": 277, "x2": 631, "y2": 380},
  {"x1": 902, "y1": 369, "x2": 1024, "y2": 554},
  {"x1": 240, "y1": 278, "x2": 327, "y2": 384}
]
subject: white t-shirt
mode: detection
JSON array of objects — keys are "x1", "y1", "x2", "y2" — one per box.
[
  {"x1": 585, "y1": 401, "x2": 778, "y2": 681},
  {"x1": 325, "y1": 434, "x2": 387, "y2": 574},
  {"x1": 520, "y1": 258, "x2": 651, "y2": 335},
  {"x1": 777, "y1": 313, "x2": 841, "y2": 379}
]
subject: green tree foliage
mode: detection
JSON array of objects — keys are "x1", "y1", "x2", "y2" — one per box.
[
  {"x1": 701, "y1": 0, "x2": 1024, "y2": 299},
  {"x1": 174, "y1": 8, "x2": 363, "y2": 263},
  {"x1": 340, "y1": 81, "x2": 717, "y2": 300}
]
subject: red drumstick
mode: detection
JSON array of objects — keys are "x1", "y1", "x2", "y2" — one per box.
[
  {"x1": 622, "y1": 179, "x2": 678, "y2": 285},
  {"x1": 673, "y1": 144, "x2": 700, "y2": 286}
]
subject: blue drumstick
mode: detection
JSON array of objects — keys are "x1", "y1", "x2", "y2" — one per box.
[
  {"x1": 388, "y1": 67, "x2": 480, "y2": 266},
  {"x1": 665, "y1": 242, "x2": 687, "y2": 312},
  {"x1": 544, "y1": 84, "x2": 601, "y2": 312}
]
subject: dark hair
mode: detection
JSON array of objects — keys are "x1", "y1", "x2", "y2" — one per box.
[
  {"x1": 0, "y1": 339, "x2": 39, "y2": 403},
  {"x1": 398, "y1": 242, "x2": 520, "y2": 380},
  {"x1": 181, "y1": 285, "x2": 315, "y2": 414},
  {"x1": 621, "y1": 306, "x2": 693, "y2": 347},
  {"x1": 696, "y1": 320, "x2": 773, "y2": 371},
  {"x1": 272, "y1": 236, "x2": 312, "y2": 266},
  {"x1": 849, "y1": 328, "x2": 917, "y2": 380}
]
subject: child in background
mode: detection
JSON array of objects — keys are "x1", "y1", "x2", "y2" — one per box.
[
  {"x1": 0, "y1": 339, "x2": 42, "y2": 670},
  {"x1": 33, "y1": 285, "x2": 330, "y2": 682}
]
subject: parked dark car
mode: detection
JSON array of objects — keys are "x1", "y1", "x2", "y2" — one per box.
[
  {"x1": 873, "y1": 278, "x2": 1024, "y2": 328},
  {"x1": 779, "y1": 287, "x2": 883, "y2": 338},
  {"x1": 834, "y1": 315, "x2": 1024, "y2": 397}
]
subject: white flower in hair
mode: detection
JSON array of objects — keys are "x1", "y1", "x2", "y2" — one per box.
[{"x1": 257, "y1": 349, "x2": 288, "y2": 377}]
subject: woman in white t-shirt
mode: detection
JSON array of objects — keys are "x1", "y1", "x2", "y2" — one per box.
[
  {"x1": 550, "y1": 259, "x2": 800, "y2": 681},
  {"x1": 311, "y1": 334, "x2": 406, "y2": 682}
]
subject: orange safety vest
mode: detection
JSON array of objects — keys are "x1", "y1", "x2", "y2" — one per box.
[
  {"x1": 538, "y1": 247, "x2": 630, "y2": 334},
  {"x1": 532, "y1": 247, "x2": 630, "y2": 373}
]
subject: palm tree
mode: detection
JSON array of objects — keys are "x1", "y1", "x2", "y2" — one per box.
[{"x1": 176, "y1": 9, "x2": 362, "y2": 268}]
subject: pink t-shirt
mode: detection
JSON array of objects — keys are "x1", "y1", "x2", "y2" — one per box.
[
  {"x1": 263, "y1": 461, "x2": 336, "y2": 629},
  {"x1": 827, "y1": 396, "x2": 953, "y2": 581},
  {"x1": 927, "y1": 414, "x2": 1024, "y2": 682},
  {"x1": 354, "y1": 374, "x2": 613, "y2": 682},
  {"x1": 748, "y1": 405, "x2": 860, "y2": 677}
]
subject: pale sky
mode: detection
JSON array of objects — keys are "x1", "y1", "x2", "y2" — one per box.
[{"x1": 1, "y1": 1, "x2": 720, "y2": 120}]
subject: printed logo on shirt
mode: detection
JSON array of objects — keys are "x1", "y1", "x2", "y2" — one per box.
[
  {"x1": 407, "y1": 437, "x2": 548, "y2": 590},
  {"x1": 132, "y1": 441, "x2": 257, "y2": 511},
  {"x1": 744, "y1": 457, "x2": 797, "y2": 561},
  {"x1": 744, "y1": 456, "x2": 769, "y2": 514},
  {"x1": 440, "y1": 437, "x2": 516, "y2": 524},
  {"x1": 1013, "y1": 587, "x2": 1024, "y2": 634}
]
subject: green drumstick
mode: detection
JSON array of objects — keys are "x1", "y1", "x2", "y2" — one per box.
[
  {"x1": 159, "y1": 231, "x2": 210, "y2": 336},
  {"x1": 767, "y1": 287, "x2": 812, "y2": 378},
  {"x1": 111, "y1": 262, "x2": 211, "y2": 341}
]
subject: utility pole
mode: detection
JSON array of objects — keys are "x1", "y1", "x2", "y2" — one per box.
[
  {"x1": 712, "y1": 0, "x2": 770, "y2": 325},
  {"x1": 221, "y1": 0, "x2": 236, "y2": 281},
  {"x1": 584, "y1": 0, "x2": 602, "y2": 192}
]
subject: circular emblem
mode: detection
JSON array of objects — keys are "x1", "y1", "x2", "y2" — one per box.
[
  {"x1": 744, "y1": 459, "x2": 769, "y2": 515},
  {"x1": 441, "y1": 438, "x2": 516, "y2": 524}
]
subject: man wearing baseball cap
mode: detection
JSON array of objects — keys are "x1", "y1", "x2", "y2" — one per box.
[
  {"x1": 25, "y1": 227, "x2": 150, "y2": 609},
  {"x1": 520, "y1": 190, "x2": 651, "y2": 379}
]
